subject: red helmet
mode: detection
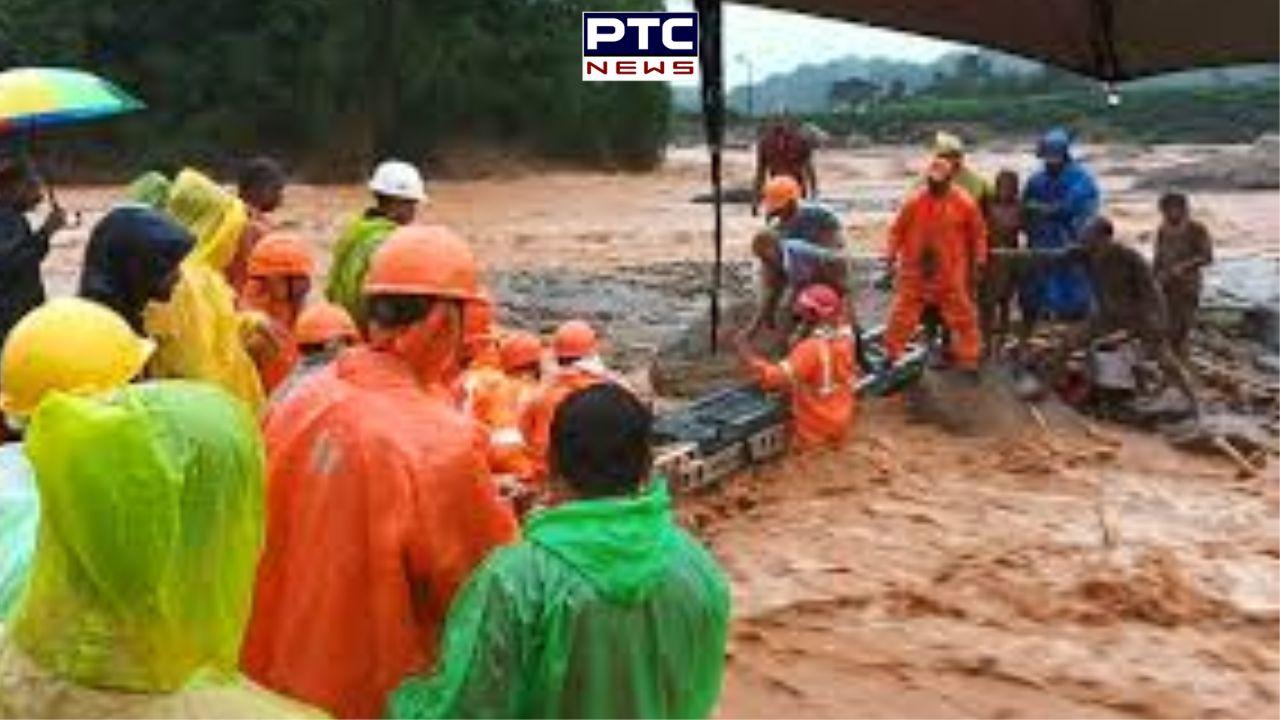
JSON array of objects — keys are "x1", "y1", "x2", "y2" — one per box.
[{"x1": 794, "y1": 283, "x2": 842, "y2": 322}]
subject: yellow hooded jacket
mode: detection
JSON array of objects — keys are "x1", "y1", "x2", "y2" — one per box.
[{"x1": 144, "y1": 169, "x2": 265, "y2": 410}]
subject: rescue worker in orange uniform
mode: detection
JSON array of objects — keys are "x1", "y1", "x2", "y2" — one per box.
[
  {"x1": 239, "y1": 231, "x2": 314, "y2": 394},
  {"x1": 294, "y1": 300, "x2": 359, "y2": 353},
  {"x1": 738, "y1": 283, "x2": 856, "y2": 450},
  {"x1": 883, "y1": 157, "x2": 988, "y2": 371},
  {"x1": 500, "y1": 329, "x2": 545, "y2": 424},
  {"x1": 268, "y1": 301, "x2": 359, "y2": 406},
  {"x1": 457, "y1": 296, "x2": 536, "y2": 494},
  {"x1": 522, "y1": 320, "x2": 616, "y2": 485},
  {"x1": 241, "y1": 226, "x2": 518, "y2": 719}
]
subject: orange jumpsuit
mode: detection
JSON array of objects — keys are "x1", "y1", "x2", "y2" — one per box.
[
  {"x1": 240, "y1": 282, "x2": 301, "y2": 394},
  {"x1": 459, "y1": 350, "x2": 536, "y2": 485},
  {"x1": 749, "y1": 324, "x2": 857, "y2": 450},
  {"x1": 242, "y1": 347, "x2": 518, "y2": 718},
  {"x1": 521, "y1": 366, "x2": 606, "y2": 485},
  {"x1": 885, "y1": 186, "x2": 987, "y2": 369}
]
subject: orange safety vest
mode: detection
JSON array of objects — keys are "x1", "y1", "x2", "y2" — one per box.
[{"x1": 751, "y1": 324, "x2": 857, "y2": 450}]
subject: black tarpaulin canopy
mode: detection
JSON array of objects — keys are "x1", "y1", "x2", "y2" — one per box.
[
  {"x1": 693, "y1": 0, "x2": 1280, "y2": 351},
  {"x1": 742, "y1": 0, "x2": 1279, "y2": 82}
]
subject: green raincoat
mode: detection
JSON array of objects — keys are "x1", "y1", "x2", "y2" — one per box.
[
  {"x1": 326, "y1": 213, "x2": 398, "y2": 325},
  {"x1": 388, "y1": 481, "x2": 730, "y2": 719},
  {"x1": 0, "y1": 381, "x2": 317, "y2": 717}
]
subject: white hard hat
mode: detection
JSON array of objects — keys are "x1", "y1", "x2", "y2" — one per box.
[{"x1": 368, "y1": 160, "x2": 426, "y2": 202}]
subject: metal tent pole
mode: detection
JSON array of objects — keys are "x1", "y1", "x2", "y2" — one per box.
[{"x1": 695, "y1": 0, "x2": 725, "y2": 354}]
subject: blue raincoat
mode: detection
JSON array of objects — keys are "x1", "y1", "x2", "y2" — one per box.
[{"x1": 1021, "y1": 130, "x2": 1100, "y2": 320}]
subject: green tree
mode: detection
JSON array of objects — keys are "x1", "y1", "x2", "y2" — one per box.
[{"x1": 2, "y1": 0, "x2": 670, "y2": 177}]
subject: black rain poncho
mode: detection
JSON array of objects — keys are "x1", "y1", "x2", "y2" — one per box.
[{"x1": 78, "y1": 205, "x2": 194, "y2": 332}]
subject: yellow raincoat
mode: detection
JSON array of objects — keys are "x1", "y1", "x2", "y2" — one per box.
[
  {"x1": 0, "y1": 381, "x2": 319, "y2": 718},
  {"x1": 144, "y1": 169, "x2": 265, "y2": 410}
]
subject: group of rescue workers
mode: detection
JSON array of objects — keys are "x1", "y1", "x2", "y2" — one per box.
[
  {"x1": 747, "y1": 121, "x2": 1210, "y2": 443},
  {"x1": 0, "y1": 121, "x2": 1213, "y2": 718},
  {"x1": 0, "y1": 157, "x2": 727, "y2": 718}
]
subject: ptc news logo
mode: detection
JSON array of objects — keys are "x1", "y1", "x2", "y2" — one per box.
[{"x1": 582, "y1": 11, "x2": 699, "y2": 81}]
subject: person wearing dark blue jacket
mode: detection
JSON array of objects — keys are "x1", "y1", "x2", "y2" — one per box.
[{"x1": 1021, "y1": 129, "x2": 1100, "y2": 322}]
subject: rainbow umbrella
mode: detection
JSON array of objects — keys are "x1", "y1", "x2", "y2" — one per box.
[{"x1": 0, "y1": 67, "x2": 144, "y2": 134}]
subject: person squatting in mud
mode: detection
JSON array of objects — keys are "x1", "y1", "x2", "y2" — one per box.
[
  {"x1": 746, "y1": 174, "x2": 855, "y2": 349},
  {"x1": 1054, "y1": 216, "x2": 1200, "y2": 413}
]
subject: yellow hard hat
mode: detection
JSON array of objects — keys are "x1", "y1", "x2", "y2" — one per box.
[
  {"x1": 0, "y1": 298, "x2": 155, "y2": 417},
  {"x1": 933, "y1": 131, "x2": 965, "y2": 157}
]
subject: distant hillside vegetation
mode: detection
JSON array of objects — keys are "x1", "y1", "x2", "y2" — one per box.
[
  {"x1": 672, "y1": 50, "x2": 1277, "y2": 145},
  {"x1": 673, "y1": 50, "x2": 1278, "y2": 116},
  {"x1": 837, "y1": 84, "x2": 1280, "y2": 144}
]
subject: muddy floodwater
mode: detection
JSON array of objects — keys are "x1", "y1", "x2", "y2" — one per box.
[{"x1": 48, "y1": 143, "x2": 1280, "y2": 718}]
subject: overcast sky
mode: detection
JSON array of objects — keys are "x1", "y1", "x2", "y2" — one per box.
[{"x1": 664, "y1": 1, "x2": 964, "y2": 88}]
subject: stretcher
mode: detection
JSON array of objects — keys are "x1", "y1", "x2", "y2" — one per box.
[{"x1": 652, "y1": 324, "x2": 927, "y2": 490}]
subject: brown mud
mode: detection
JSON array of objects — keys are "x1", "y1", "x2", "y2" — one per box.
[
  {"x1": 47, "y1": 143, "x2": 1280, "y2": 718},
  {"x1": 688, "y1": 403, "x2": 1278, "y2": 719}
]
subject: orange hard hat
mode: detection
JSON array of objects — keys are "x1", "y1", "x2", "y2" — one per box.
[
  {"x1": 363, "y1": 224, "x2": 482, "y2": 300},
  {"x1": 925, "y1": 156, "x2": 955, "y2": 183},
  {"x1": 500, "y1": 330, "x2": 543, "y2": 372},
  {"x1": 248, "y1": 231, "x2": 314, "y2": 278},
  {"x1": 294, "y1": 301, "x2": 358, "y2": 346},
  {"x1": 552, "y1": 319, "x2": 598, "y2": 361},
  {"x1": 761, "y1": 175, "x2": 802, "y2": 214}
]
